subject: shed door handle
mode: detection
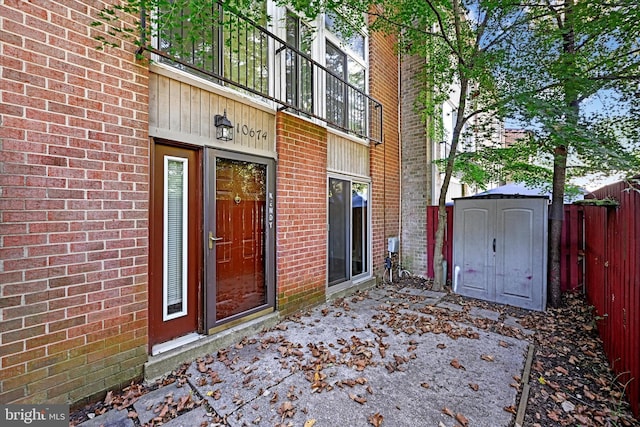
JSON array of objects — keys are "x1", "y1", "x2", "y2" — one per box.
[{"x1": 492, "y1": 238, "x2": 496, "y2": 253}]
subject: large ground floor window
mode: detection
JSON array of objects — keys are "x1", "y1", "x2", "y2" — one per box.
[{"x1": 328, "y1": 176, "x2": 370, "y2": 286}]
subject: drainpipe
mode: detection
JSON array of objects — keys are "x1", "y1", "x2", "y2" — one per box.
[{"x1": 397, "y1": 51, "x2": 403, "y2": 267}]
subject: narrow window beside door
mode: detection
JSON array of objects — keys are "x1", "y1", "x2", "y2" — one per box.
[{"x1": 164, "y1": 156, "x2": 189, "y2": 320}]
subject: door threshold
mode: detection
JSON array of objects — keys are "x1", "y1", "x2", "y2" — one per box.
[
  {"x1": 151, "y1": 332, "x2": 203, "y2": 356},
  {"x1": 144, "y1": 310, "x2": 280, "y2": 382}
]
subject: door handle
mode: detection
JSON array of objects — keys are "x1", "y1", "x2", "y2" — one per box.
[
  {"x1": 492, "y1": 238, "x2": 496, "y2": 253},
  {"x1": 208, "y1": 232, "x2": 223, "y2": 249}
]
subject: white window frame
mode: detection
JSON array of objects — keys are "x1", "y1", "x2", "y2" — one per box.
[
  {"x1": 327, "y1": 173, "x2": 373, "y2": 291},
  {"x1": 323, "y1": 12, "x2": 369, "y2": 136},
  {"x1": 163, "y1": 155, "x2": 189, "y2": 321}
]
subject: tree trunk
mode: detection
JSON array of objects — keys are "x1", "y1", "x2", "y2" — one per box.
[
  {"x1": 432, "y1": 204, "x2": 447, "y2": 291},
  {"x1": 431, "y1": 0, "x2": 467, "y2": 292},
  {"x1": 432, "y1": 85, "x2": 467, "y2": 290},
  {"x1": 547, "y1": 0, "x2": 577, "y2": 308},
  {"x1": 548, "y1": 145, "x2": 567, "y2": 308}
]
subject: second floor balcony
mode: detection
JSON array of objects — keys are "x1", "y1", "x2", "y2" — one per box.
[{"x1": 142, "y1": 2, "x2": 383, "y2": 144}]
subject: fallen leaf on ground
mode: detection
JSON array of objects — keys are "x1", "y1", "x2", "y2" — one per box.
[
  {"x1": 547, "y1": 409, "x2": 561, "y2": 422},
  {"x1": 104, "y1": 391, "x2": 113, "y2": 406},
  {"x1": 304, "y1": 419, "x2": 316, "y2": 427},
  {"x1": 450, "y1": 359, "x2": 465, "y2": 370},
  {"x1": 468, "y1": 383, "x2": 479, "y2": 391},
  {"x1": 481, "y1": 354, "x2": 495, "y2": 362},
  {"x1": 277, "y1": 401, "x2": 295, "y2": 419},
  {"x1": 555, "y1": 366, "x2": 569, "y2": 375},
  {"x1": 504, "y1": 405, "x2": 516, "y2": 414},
  {"x1": 583, "y1": 387, "x2": 596, "y2": 400},
  {"x1": 421, "y1": 382, "x2": 430, "y2": 389},
  {"x1": 368, "y1": 412, "x2": 384, "y2": 426},
  {"x1": 349, "y1": 393, "x2": 367, "y2": 404},
  {"x1": 455, "y1": 412, "x2": 469, "y2": 426},
  {"x1": 442, "y1": 407, "x2": 455, "y2": 418}
]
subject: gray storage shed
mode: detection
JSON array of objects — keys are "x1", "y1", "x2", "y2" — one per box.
[{"x1": 452, "y1": 195, "x2": 548, "y2": 311}]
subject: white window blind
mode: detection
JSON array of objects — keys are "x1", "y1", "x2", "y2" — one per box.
[{"x1": 164, "y1": 156, "x2": 188, "y2": 320}]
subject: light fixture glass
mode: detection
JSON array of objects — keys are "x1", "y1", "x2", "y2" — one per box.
[{"x1": 214, "y1": 110, "x2": 234, "y2": 141}]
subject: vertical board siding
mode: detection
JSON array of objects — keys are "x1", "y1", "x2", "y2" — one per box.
[
  {"x1": 327, "y1": 133, "x2": 370, "y2": 177},
  {"x1": 149, "y1": 71, "x2": 276, "y2": 153},
  {"x1": 584, "y1": 180, "x2": 639, "y2": 417}
]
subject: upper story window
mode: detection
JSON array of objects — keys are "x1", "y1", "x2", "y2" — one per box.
[
  {"x1": 325, "y1": 13, "x2": 365, "y2": 60},
  {"x1": 157, "y1": 1, "x2": 269, "y2": 94},
  {"x1": 324, "y1": 12, "x2": 368, "y2": 135},
  {"x1": 284, "y1": 11, "x2": 314, "y2": 114}
]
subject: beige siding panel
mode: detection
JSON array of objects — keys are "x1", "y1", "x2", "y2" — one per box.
[
  {"x1": 168, "y1": 78, "x2": 182, "y2": 132},
  {"x1": 149, "y1": 71, "x2": 275, "y2": 154},
  {"x1": 208, "y1": 94, "x2": 220, "y2": 140},
  {"x1": 155, "y1": 74, "x2": 171, "y2": 131},
  {"x1": 149, "y1": 73, "x2": 159, "y2": 130},
  {"x1": 181, "y1": 83, "x2": 191, "y2": 134},
  {"x1": 327, "y1": 133, "x2": 369, "y2": 177},
  {"x1": 200, "y1": 90, "x2": 211, "y2": 137}
]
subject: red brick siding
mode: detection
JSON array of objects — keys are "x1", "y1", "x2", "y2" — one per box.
[
  {"x1": 399, "y1": 53, "x2": 431, "y2": 276},
  {"x1": 368, "y1": 24, "x2": 401, "y2": 277},
  {"x1": 275, "y1": 113, "x2": 328, "y2": 314},
  {"x1": 0, "y1": 0, "x2": 149, "y2": 404}
]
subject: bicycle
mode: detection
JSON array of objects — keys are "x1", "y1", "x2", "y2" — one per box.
[{"x1": 383, "y1": 252, "x2": 411, "y2": 284}]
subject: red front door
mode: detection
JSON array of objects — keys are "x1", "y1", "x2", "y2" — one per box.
[
  {"x1": 205, "y1": 151, "x2": 275, "y2": 328},
  {"x1": 149, "y1": 143, "x2": 202, "y2": 348}
]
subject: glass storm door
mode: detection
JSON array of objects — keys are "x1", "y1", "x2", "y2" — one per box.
[
  {"x1": 205, "y1": 150, "x2": 275, "y2": 329},
  {"x1": 149, "y1": 144, "x2": 202, "y2": 348}
]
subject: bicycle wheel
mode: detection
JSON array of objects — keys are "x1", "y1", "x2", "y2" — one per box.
[
  {"x1": 398, "y1": 268, "x2": 411, "y2": 279},
  {"x1": 383, "y1": 267, "x2": 393, "y2": 284}
]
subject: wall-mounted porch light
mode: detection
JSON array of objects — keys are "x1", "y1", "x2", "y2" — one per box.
[{"x1": 214, "y1": 109, "x2": 234, "y2": 141}]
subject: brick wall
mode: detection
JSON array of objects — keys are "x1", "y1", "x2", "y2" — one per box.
[
  {"x1": 399, "y1": 55, "x2": 431, "y2": 276},
  {"x1": 0, "y1": 0, "x2": 149, "y2": 404},
  {"x1": 368, "y1": 24, "x2": 400, "y2": 277},
  {"x1": 275, "y1": 112, "x2": 327, "y2": 314}
]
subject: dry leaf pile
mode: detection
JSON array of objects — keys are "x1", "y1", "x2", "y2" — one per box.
[
  {"x1": 515, "y1": 294, "x2": 638, "y2": 427},
  {"x1": 69, "y1": 279, "x2": 638, "y2": 427}
]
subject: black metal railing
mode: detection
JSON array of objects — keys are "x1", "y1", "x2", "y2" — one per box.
[{"x1": 143, "y1": 4, "x2": 382, "y2": 144}]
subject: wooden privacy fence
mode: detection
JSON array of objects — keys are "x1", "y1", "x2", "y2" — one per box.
[
  {"x1": 427, "y1": 180, "x2": 639, "y2": 416},
  {"x1": 582, "y1": 180, "x2": 639, "y2": 417},
  {"x1": 426, "y1": 204, "x2": 584, "y2": 292},
  {"x1": 426, "y1": 206, "x2": 454, "y2": 282}
]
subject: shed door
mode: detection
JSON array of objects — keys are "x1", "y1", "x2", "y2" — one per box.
[
  {"x1": 453, "y1": 197, "x2": 547, "y2": 311},
  {"x1": 453, "y1": 200, "x2": 495, "y2": 302},
  {"x1": 494, "y1": 199, "x2": 547, "y2": 310}
]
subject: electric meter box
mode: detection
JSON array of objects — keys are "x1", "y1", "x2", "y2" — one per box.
[{"x1": 388, "y1": 237, "x2": 399, "y2": 253}]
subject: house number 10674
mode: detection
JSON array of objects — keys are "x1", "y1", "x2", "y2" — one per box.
[{"x1": 237, "y1": 124, "x2": 268, "y2": 140}]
